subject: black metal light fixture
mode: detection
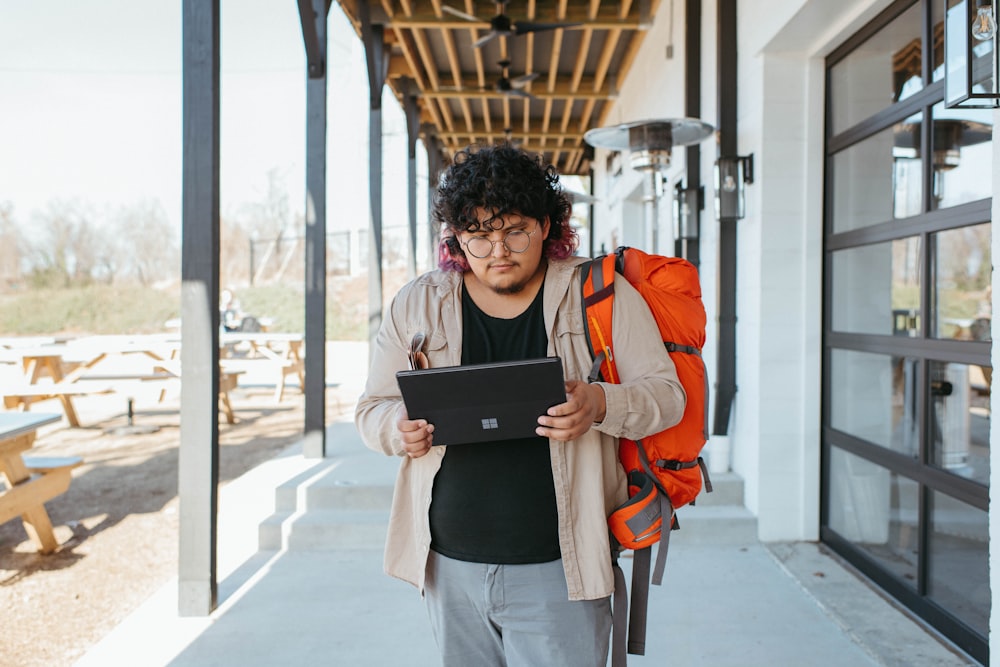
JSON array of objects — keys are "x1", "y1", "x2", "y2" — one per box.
[
  {"x1": 583, "y1": 118, "x2": 714, "y2": 253},
  {"x1": 673, "y1": 181, "x2": 703, "y2": 241},
  {"x1": 945, "y1": 0, "x2": 1000, "y2": 108},
  {"x1": 714, "y1": 154, "x2": 753, "y2": 220}
]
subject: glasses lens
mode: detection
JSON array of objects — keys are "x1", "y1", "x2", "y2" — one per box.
[
  {"x1": 466, "y1": 237, "x2": 492, "y2": 258},
  {"x1": 505, "y1": 230, "x2": 530, "y2": 253}
]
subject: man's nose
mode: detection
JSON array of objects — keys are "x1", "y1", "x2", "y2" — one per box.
[{"x1": 490, "y1": 236, "x2": 510, "y2": 256}]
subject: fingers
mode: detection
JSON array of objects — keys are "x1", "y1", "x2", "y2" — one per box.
[
  {"x1": 415, "y1": 351, "x2": 429, "y2": 370},
  {"x1": 396, "y1": 407, "x2": 435, "y2": 458},
  {"x1": 536, "y1": 415, "x2": 591, "y2": 441},
  {"x1": 535, "y1": 380, "x2": 599, "y2": 441}
]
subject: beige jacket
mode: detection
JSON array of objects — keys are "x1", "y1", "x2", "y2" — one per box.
[{"x1": 354, "y1": 257, "x2": 685, "y2": 600}]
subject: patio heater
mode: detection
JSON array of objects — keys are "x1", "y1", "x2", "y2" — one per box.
[{"x1": 584, "y1": 118, "x2": 714, "y2": 253}]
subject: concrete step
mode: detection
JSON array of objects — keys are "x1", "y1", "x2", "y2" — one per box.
[
  {"x1": 692, "y1": 470, "x2": 743, "y2": 507},
  {"x1": 263, "y1": 420, "x2": 756, "y2": 552},
  {"x1": 273, "y1": 446, "x2": 398, "y2": 513},
  {"x1": 274, "y1": 472, "x2": 395, "y2": 513},
  {"x1": 672, "y1": 504, "x2": 758, "y2": 545},
  {"x1": 260, "y1": 508, "x2": 388, "y2": 551},
  {"x1": 263, "y1": 504, "x2": 758, "y2": 552}
]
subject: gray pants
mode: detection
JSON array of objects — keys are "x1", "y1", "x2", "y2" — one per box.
[{"x1": 424, "y1": 550, "x2": 612, "y2": 667}]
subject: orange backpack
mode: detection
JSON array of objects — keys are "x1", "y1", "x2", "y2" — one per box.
[{"x1": 580, "y1": 247, "x2": 712, "y2": 667}]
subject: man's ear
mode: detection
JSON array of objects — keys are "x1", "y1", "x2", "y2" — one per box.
[{"x1": 542, "y1": 217, "x2": 551, "y2": 240}]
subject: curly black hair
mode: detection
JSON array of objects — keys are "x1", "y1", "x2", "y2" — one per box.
[{"x1": 433, "y1": 143, "x2": 577, "y2": 270}]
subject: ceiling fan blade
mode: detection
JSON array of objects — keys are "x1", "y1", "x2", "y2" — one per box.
[
  {"x1": 510, "y1": 72, "x2": 540, "y2": 88},
  {"x1": 472, "y1": 31, "x2": 501, "y2": 49},
  {"x1": 441, "y1": 5, "x2": 482, "y2": 23},
  {"x1": 513, "y1": 20, "x2": 582, "y2": 35},
  {"x1": 504, "y1": 89, "x2": 535, "y2": 100}
]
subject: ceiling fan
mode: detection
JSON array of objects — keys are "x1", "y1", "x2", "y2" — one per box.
[
  {"x1": 437, "y1": 60, "x2": 539, "y2": 98},
  {"x1": 442, "y1": 1, "x2": 582, "y2": 49},
  {"x1": 494, "y1": 59, "x2": 538, "y2": 99},
  {"x1": 503, "y1": 127, "x2": 524, "y2": 147}
]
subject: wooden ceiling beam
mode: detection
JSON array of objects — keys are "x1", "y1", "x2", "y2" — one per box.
[
  {"x1": 438, "y1": 125, "x2": 589, "y2": 140},
  {"x1": 420, "y1": 85, "x2": 614, "y2": 101},
  {"x1": 385, "y1": 15, "x2": 645, "y2": 30}
]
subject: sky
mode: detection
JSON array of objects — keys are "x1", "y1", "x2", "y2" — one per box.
[{"x1": 0, "y1": 0, "x2": 411, "y2": 235}]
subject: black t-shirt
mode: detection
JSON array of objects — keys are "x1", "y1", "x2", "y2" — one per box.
[{"x1": 428, "y1": 282, "x2": 561, "y2": 564}]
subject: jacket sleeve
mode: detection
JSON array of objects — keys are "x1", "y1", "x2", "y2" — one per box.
[
  {"x1": 591, "y1": 273, "x2": 686, "y2": 440},
  {"x1": 354, "y1": 288, "x2": 411, "y2": 457}
]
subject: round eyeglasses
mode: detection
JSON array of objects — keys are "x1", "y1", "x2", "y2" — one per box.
[{"x1": 461, "y1": 228, "x2": 537, "y2": 259}]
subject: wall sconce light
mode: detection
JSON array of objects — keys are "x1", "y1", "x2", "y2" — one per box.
[
  {"x1": 715, "y1": 154, "x2": 753, "y2": 220},
  {"x1": 945, "y1": 0, "x2": 1000, "y2": 108},
  {"x1": 673, "y1": 182, "x2": 703, "y2": 241}
]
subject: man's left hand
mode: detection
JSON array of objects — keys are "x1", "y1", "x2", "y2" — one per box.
[{"x1": 535, "y1": 380, "x2": 606, "y2": 441}]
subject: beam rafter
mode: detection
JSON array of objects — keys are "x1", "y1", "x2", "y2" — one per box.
[{"x1": 336, "y1": 0, "x2": 664, "y2": 175}]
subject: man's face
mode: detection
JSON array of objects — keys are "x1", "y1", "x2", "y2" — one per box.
[{"x1": 458, "y1": 210, "x2": 550, "y2": 295}]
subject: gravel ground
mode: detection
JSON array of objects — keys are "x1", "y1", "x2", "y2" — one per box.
[{"x1": 0, "y1": 382, "x2": 356, "y2": 667}]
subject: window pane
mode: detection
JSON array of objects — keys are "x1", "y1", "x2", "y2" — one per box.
[
  {"x1": 928, "y1": 492, "x2": 989, "y2": 635},
  {"x1": 930, "y1": 104, "x2": 994, "y2": 209},
  {"x1": 929, "y1": 361, "x2": 990, "y2": 485},
  {"x1": 932, "y1": 223, "x2": 991, "y2": 340},
  {"x1": 832, "y1": 114, "x2": 923, "y2": 232},
  {"x1": 831, "y1": 237, "x2": 922, "y2": 335},
  {"x1": 828, "y1": 448, "x2": 919, "y2": 586},
  {"x1": 830, "y1": 3, "x2": 924, "y2": 135},
  {"x1": 830, "y1": 349, "x2": 919, "y2": 456}
]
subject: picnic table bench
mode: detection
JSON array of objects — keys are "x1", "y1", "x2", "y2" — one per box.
[{"x1": 0, "y1": 412, "x2": 82, "y2": 553}]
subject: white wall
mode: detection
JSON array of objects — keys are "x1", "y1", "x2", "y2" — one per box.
[
  {"x1": 991, "y1": 110, "x2": 999, "y2": 667},
  {"x1": 722, "y1": 0, "x2": 896, "y2": 540}
]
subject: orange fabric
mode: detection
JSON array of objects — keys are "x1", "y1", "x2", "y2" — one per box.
[{"x1": 583, "y1": 248, "x2": 708, "y2": 532}]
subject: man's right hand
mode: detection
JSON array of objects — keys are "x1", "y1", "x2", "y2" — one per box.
[{"x1": 396, "y1": 404, "x2": 435, "y2": 458}]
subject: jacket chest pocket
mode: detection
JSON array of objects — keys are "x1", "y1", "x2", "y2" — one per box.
[
  {"x1": 552, "y1": 316, "x2": 587, "y2": 383},
  {"x1": 407, "y1": 329, "x2": 450, "y2": 369}
]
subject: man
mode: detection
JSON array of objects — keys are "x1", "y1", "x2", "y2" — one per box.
[{"x1": 355, "y1": 144, "x2": 684, "y2": 667}]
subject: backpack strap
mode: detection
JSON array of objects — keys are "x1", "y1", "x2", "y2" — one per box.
[
  {"x1": 651, "y1": 491, "x2": 675, "y2": 586},
  {"x1": 658, "y1": 341, "x2": 715, "y2": 494},
  {"x1": 664, "y1": 340, "x2": 712, "y2": 444},
  {"x1": 580, "y1": 255, "x2": 619, "y2": 384},
  {"x1": 610, "y1": 550, "x2": 629, "y2": 667},
  {"x1": 627, "y1": 547, "x2": 651, "y2": 656}
]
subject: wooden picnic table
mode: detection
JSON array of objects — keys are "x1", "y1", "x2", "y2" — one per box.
[
  {"x1": 2, "y1": 336, "x2": 241, "y2": 425},
  {"x1": 1, "y1": 344, "x2": 115, "y2": 426},
  {"x1": 219, "y1": 332, "x2": 304, "y2": 402},
  {"x1": 0, "y1": 412, "x2": 82, "y2": 553}
]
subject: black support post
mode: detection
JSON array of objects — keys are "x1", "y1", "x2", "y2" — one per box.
[
  {"x1": 403, "y1": 81, "x2": 420, "y2": 278},
  {"x1": 422, "y1": 127, "x2": 445, "y2": 269},
  {"x1": 300, "y1": 0, "x2": 329, "y2": 458},
  {"x1": 678, "y1": 0, "x2": 703, "y2": 267},
  {"x1": 179, "y1": 0, "x2": 221, "y2": 616},
  {"x1": 360, "y1": 5, "x2": 387, "y2": 355},
  {"x1": 713, "y1": 0, "x2": 739, "y2": 436}
]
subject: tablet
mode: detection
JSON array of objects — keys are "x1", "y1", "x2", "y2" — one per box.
[{"x1": 395, "y1": 357, "x2": 566, "y2": 445}]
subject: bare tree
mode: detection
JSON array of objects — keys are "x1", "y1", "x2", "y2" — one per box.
[
  {"x1": 221, "y1": 215, "x2": 251, "y2": 287},
  {"x1": 24, "y1": 199, "x2": 108, "y2": 287},
  {"x1": 110, "y1": 199, "x2": 180, "y2": 286},
  {"x1": 238, "y1": 167, "x2": 297, "y2": 242},
  {"x1": 0, "y1": 202, "x2": 24, "y2": 290},
  {"x1": 228, "y1": 168, "x2": 306, "y2": 286}
]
